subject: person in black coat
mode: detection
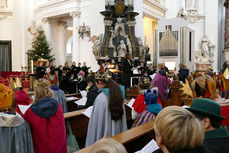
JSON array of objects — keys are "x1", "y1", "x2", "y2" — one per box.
[
  {"x1": 36, "y1": 62, "x2": 45, "y2": 80},
  {"x1": 77, "y1": 75, "x2": 99, "y2": 110},
  {"x1": 178, "y1": 63, "x2": 189, "y2": 83},
  {"x1": 122, "y1": 53, "x2": 133, "y2": 89}
]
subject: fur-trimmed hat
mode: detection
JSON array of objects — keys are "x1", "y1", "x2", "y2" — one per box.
[{"x1": 144, "y1": 88, "x2": 158, "y2": 105}]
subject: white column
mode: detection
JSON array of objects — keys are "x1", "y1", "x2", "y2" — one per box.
[
  {"x1": 70, "y1": 11, "x2": 81, "y2": 64},
  {"x1": 42, "y1": 18, "x2": 52, "y2": 42},
  {"x1": 57, "y1": 21, "x2": 67, "y2": 66}
]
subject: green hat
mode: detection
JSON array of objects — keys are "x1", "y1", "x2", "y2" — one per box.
[{"x1": 187, "y1": 98, "x2": 226, "y2": 121}]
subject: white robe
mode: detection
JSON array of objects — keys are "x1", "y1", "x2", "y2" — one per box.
[{"x1": 85, "y1": 92, "x2": 127, "y2": 146}]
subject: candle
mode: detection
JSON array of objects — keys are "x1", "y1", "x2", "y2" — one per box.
[{"x1": 31, "y1": 60, "x2": 34, "y2": 74}]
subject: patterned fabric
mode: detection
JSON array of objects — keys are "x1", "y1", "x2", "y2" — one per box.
[{"x1": 132, "y1": 110, "x2": 156, "y2": 128}]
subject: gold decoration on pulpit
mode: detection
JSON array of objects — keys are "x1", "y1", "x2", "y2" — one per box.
[
  {"x1": 180, "y1": 79, "x2": 193, "y2": 98},
  {"x1": 34, "y1": 58, "x2": 48, "y2": 66},
  {"x1": 9, "y1": 78, "x2": 16, "y2": 90},
  {"x1": 206, "y1": 79, "x2": 216, "y2": 97},
  {"x1": 115, "y1": 1, "x2": 125, "y2": 14},
  {"x1": 223, "y1": 68, "x2": 229, "y2": 79}
]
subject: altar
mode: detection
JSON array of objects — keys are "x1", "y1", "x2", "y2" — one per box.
[{"x1": 90, "y1": 0, "x2": 146, "y2": 60}]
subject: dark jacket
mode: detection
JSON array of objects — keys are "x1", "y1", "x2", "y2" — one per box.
[
  {"x1": 36, "y1": 66, "x2": 45, "y2": 79},
  {"x1": 77, "y1": 85, "x2": 99, "y2": 110},
  {"x1": 153, "y1": 145, "x2": 210, "y2": 153},
  {"x1": 178, "y1": 68, "x2": 189, "y2": 83},
  {"x1": 204, "y1": 126, "x2": 229, "y2": 153},
  {"x1": 122, "y1": 59, "x2": 132, "y2": 74},
  {"x1": 122, "y1": 59, "x2": 133, "y2": 88}
]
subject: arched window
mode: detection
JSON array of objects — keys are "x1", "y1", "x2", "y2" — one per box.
[
  {"x1": 66, "y1": 36, "x2": 73, "y2": 54},
  {"x1": 66, "y1": 36, "x2": 73, "y2": 64}
]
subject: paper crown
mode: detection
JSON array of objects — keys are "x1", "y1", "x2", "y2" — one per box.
[
  {"x1": 47, "y1": 74, "x2": 58, "y2": 85},
  {"x1": 95, "y1": 71, "x2": 112, "y2": 81},
  {"x1": 138, "y1": 77, "x2": 150, "y2": 85},
  {"x1": 34, "y1": 79, "x2": 50, "y2": 89},
  {"x1": 0, "y1": 84, "x2": 14, "y2": 110},
  {"x1": 9, "y1": 77, "x2": 22, "y2": 90}
]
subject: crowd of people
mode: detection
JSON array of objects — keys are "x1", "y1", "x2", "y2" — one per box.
[
  {"x1": 36, "y1": 60, "x2": 90, "y2": 93},
  {"x1": 0, "y1": 54, "x2": 229, "y2": 153}
]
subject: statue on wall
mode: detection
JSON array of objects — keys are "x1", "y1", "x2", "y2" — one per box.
[
  {"x1": 112, "y1": 18, "x2": 128, "y2": 38},
  {"x1": 89, "y1": 34, "x2": 103, "y2": 57},
  {"x1": 127, "y1": 0, "x2": 134, "y2": 7},
  {"x1": 126, "y1": 37, "x2": 132, "y2": 54},
  {"x1": 0, "y1": 0, "x2": 7, "y2": 9},
  {"x1": 137, "y1": 37, "x2": 145, "y2": 57},
  {"x1": 185, "y1": 0, "x2": 198, "y2": 12},
  {"x1": 117, "y1": 40, "x2": 126, "y2": 57},
  {"x1": 105, "y1": 0, "x2": 112, "y2": 6},
  {"x1": 145, "y1": 47, "x2": 151, "y2": 61},
  {"x1": 195, "y1": 35, "x2": 215, "y2": 64},
  {"x1": 177, "y1": 8, "x2": 186, "y2": 18},
  {"x1": 28, "y1": 20, "x2": 39, "y2": 42},
  {"x1": 98, "y1": 0, "x2": 140, "y2": 58}
]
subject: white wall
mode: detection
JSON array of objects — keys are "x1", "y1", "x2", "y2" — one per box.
[
  {"x1": 205, "y1": 0, "x2": 219, "y2": 71},
  {"x1": 135, "y1": 0, "x2": 144, "y2": 40}
]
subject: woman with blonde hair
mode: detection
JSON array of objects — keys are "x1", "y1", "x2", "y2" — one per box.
[
  {"x1": 22, "y1": 78, "x2": 67, "y2": 153},
  {"x1": 153, "y1": 106, "x2": 209, "y2": 153},
  {"x1": 91, "y1": 138, "x2": 127, "y2": 153}
]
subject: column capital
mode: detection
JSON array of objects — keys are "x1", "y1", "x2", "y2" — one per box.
[
  {"x1": 58, "y1": 21, "x2": 67, "y2": 26},
  {"x1": 42, "y1": 18, "x2": 52, "y2": 24},
  {"x1": 70, "y1": 11, "x2": 81, "y2": 18}
]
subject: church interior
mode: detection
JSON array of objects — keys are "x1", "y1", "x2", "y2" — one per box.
[{"x1": 0, "y1": 0, "x2": 229, "y2": 153}]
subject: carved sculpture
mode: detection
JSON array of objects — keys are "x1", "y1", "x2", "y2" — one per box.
[
  {"x1": 0, "y1": 0, "x2": 7, "y2": 9},
  {"x1": 184, "y1": 0, "x2": 204, "y2": 23},
  {"x1": 89, "y1": 34, "x2": 103, "y2": 57},
  {"x1": 112, "y1": 18, "x2": 128, "y2": 38},
  {"x1": 28, "y1": 20, "x2": 39, "y2": 42},
  {"x1": 195, "y1": 35, "x2": 215, "y2": 64},
  {"x1": 185, "y1": 0, "x2": 198, "y2": 12},
  {"x1": 137, "y1": 37, "x2": 146, "y2": 57},
  {"x1": 98, "y1": 0, "x2": 140, "y2": 58},
  {"x1": 127, "y1": 0, "x2": 134, "y2": 7},
  {"x1": 117, "y1": 40, "x2": 126, "y2": 57},
  {"x1": 177, "y1": 8, "x2": 186, "y2": 18},
  {"x1": 126, "y1": 37, "x2": 132, "y2": 54},
  {"x1": 105, "y1": 0, "x2": 112, "y2": 6},
  {"x1": 145, "y1": 47, "x2": 151, "y2": 61}
]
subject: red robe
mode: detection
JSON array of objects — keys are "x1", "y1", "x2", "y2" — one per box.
[{"x1": 23, "y1": 101, "x2": 67, "y2": 153}]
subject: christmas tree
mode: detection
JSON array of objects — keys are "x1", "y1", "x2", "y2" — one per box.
[{"x1": 27, "y1": 27, "x2": 55, "y2": 62}]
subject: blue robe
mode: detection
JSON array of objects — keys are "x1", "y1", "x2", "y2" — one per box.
[{"x1": 85, "y1": 92, "x2": 127, "y2": 146}]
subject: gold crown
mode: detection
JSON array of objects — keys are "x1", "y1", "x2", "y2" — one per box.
[
  {"x1": 34, "y1": 79, "x2": 50, "y2": 89},
  {"x1": 95, "y1": 72, "x2": 112, "y2": 81},
  {"x1": 0, "y1": 84, "x2": 14, "y2": 110},
  {"x1": 138, "y1": 77, "x2": 150, "y2": 85},
  {"x1": 9, "y1": 77, "x2": 22, "y2": 90}
]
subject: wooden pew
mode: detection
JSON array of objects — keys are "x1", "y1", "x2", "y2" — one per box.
[
  {"x1": 75, "y1": 120, "x2": 155, "y2": 153},
  {"x1": 64, "y1": 99, "x2": 133, "y2": 148},
  {"x1": 65, "y1": 93, "x2": 82, "y2": 112},
  {"x1": 165, "y1": 80, "x2": 192, "y2": 107},
  {"x1": 66, "y1": 93, "x2": 81, "y2": 98}
]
